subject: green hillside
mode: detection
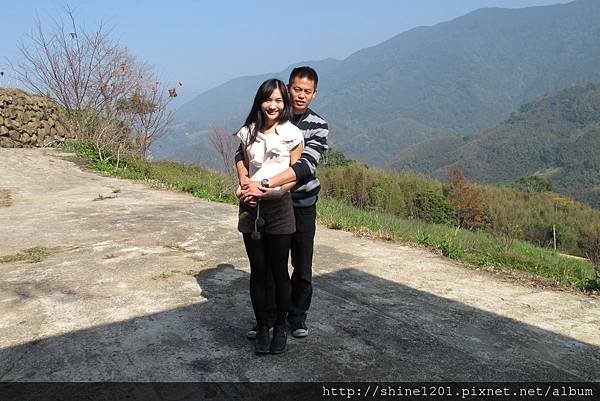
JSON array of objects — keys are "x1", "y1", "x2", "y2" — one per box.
[
  {"x1": 392, "y1": 83, "x2": 600, "y2": 208},
  {"x1": 389, "y1": 135, "x2": 470, "y2": 175},
  {"x1": 165, "y1": 0, "x2": 600, "y2": 167}
]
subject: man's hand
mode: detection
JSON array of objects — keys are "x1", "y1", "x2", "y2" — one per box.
[{"x1": 241, "y1": 183, "x2": 267, "y2": 198}]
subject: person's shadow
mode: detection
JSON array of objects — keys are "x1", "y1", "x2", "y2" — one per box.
[
  {"x1": 194, "y1": 263, "x2": 600, "y2": 382},
  {"x1": 1, "y1": 262, "x2": 598, "y2": 385}
]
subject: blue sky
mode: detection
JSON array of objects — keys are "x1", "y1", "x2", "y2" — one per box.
[{"x1": 1, "y1": 0, "x2": 570, "y2": 100}]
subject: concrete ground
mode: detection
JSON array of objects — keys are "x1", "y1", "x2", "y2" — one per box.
[{"x1": 0, "y1": 148, "x2": 599, "y2": 382}]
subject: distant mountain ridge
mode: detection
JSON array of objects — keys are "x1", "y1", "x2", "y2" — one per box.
[
  {"x1": 391, "y1": 82, "x2": 600, "y2": 208},
  {"x1": 160, "y1": 0, "x2": 600, "y2": 168}
]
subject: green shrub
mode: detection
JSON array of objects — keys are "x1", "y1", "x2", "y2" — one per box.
[
  {"x1": 321, "y1": 163, "x2": 600, "y2": 257},
  {"x1": 323, "y1": 148, "x2": 353, "y2": 167},
  {"x1": 320, "y1": 164, "x2": 440, "y2": 219},
  {"x1": 523, "y1": 222, "x2": 554, "y2": 247},
  {"x1": 66, "y1": 140, "x2": 109, "y2": 161},
  {"x1": 580, "y1": 224, "x2": 600, "y2": 274},
  {"x1": 414, "y1": 190, "x2": 455, "y2": 225},
  {"x1": 516, "y1": 175, "x2": 553, "y2": 193}
]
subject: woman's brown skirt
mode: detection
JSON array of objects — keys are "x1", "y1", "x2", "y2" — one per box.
[{"x1": 238, "y1": 192, "x2": 296, "y2": 235}]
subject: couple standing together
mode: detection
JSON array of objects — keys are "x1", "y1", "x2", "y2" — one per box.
[{"x1": 234, "y1": 67, "x2": 328, "y2": 354}]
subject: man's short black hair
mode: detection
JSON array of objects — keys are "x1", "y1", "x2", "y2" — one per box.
[{"x1": 289, "y1": 66, "x2": 318, "y2": 88}]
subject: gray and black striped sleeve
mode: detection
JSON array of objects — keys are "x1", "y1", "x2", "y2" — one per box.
[{"x1": 292, "y1": 114, "x2": 329, "y2": 182}]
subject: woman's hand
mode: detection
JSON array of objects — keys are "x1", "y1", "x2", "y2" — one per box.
[
  {"x1": 243, "y1": 181, "x2": 296, "y2": 200},
  {"x1": 241, "y1": 194, "x2": 258, "y2": 207},
  {"x1": 239, "y1": 175, "x2": 251, "y2": 189},
  {"x1": 242, "y1": 184, "x2": 266, "y2": 198},
  {"x1": 237, "y1": 185, "x2": 258, "y2": 207},
  {"x1": 242, "y1": 180, "x2": 262, "y2": 192}
]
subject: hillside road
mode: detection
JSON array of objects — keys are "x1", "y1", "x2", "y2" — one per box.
[{"x1": 0, "y1": 148, "x2": 599, "y2": 382}]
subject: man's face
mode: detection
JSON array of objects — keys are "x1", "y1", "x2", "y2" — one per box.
[{"x1": 288, "y1": 76, "x2": 316, "y2": 115}]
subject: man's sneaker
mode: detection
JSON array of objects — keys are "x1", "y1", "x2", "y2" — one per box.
[
  {"x1": 246, "y1": 326, "x2": 258, "y2": 340},
  {"x1": 254, "y1": 325, "x2": 270, "y2": 354},
  {"x1": 270, "y1": 324, "x2": 287, "y2": 354},
  {"x1": 290, "y1": 321, "x2": 308, "y2": 338}
]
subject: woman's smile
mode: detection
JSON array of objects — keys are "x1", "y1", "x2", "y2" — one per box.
[{"x1": 261, "y1": 88, "x2": 284, "y2": 122}]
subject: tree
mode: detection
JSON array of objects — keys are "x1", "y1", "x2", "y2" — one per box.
[
  {"x1": 208, "y1": 124, "x2": 239, "y2": 175},
  {"x1": 517, "y1": 175, "x2": 553, "y2": 193},
  {"x1": 414, "y1": 190, "x2": 455, "y2": 225},
  {"x1": 13, "y1": 7, "x2": 173, "y2": 160},
  {"x1": 581, "y1": 224, "x2": 600, "y2": 269},
  {"x1": 445, "y1": 168, "x2": 487, "y2": 230},
  {"x1": 117, "y1": 82, "x2": 174, "y2": 158},
  {"x1": 323, "y1": 148, "x2": 353, "y2": 167}
]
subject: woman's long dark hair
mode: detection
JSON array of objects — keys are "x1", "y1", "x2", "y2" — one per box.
[{"x1": 242, "y1": 79, "x2": 292, "y2": 144}]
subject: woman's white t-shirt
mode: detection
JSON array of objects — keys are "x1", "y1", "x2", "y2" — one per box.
[{"x1": 236, "y1": 121, "x2": 304, "y2": 182}]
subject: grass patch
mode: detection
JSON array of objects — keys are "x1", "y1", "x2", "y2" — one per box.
[
  {"x1": 318, "y1": 198, "x2": 598, "y2": 291},
  {"x1": 64, "y1": 141, "x2": 237, "y2": 204},
  {"x1": 152, "y1": 270, "x2": 177, "y2": 280},
  {"x1": 0, "y1": 246, "x2": 51, "y2": 264},
  {"x1": 0, "y1": 189, "x2": 12, "y2": 207},
  {"x1": 93, "y1": 194, "x2": 118, "y2": 201},
  {"x1": 162, "y1": 243, "x2": 186, "y2": 251},
  {"x1": 151, "y1": 269, "x2": 197, "y2": 280}
]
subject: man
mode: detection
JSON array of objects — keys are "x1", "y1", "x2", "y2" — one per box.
[{"x1": 236, "y1": 66, "x2": 328, "y2": 339}]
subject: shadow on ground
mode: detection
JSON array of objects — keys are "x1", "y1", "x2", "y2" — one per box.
[{"x1": 1, "y1": 263, "x2": 599, "y2": 383}]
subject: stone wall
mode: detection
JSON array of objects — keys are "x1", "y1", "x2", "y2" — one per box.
[{"x1": 0, "y1": 88, "x2": 74, "y2": 148}]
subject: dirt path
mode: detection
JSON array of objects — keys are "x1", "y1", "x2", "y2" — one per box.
[{"x1": 0, "y1": 148, "x2": 598, "y2": 381}]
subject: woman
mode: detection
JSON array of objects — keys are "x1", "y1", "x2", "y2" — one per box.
[{"x1": 235, "y1": 78, "x2": 304, "y2": 354}]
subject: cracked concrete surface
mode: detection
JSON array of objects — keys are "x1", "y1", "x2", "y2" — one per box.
[{"x1": 0, "y1": 148, "x2": 599, "y2": 382}]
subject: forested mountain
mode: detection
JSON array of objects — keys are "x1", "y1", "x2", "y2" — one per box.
[
  {"x1": 158, "y1": 0, "x2": 600, "y2": 167},
  {"x1": 391, "y1": 83, "x2": 600, "y2": 208}
]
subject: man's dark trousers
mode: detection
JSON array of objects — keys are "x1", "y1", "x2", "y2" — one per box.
[
  {"x1": 263, "y1": 203, "x2": 316, "y2": 326},
  {"x1": 288, "y1": 203, "x2": 316, "y2": 325}
]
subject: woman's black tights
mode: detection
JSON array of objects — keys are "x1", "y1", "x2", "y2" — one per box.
[{"x1": 243, "y1": 233, "x2": 291, "y2": 326}]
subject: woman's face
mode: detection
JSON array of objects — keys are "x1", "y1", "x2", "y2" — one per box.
[{"x1": 260, "y1": 87, "x2": 285, "y2": 124}]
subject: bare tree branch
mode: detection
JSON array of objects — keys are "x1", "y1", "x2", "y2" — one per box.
[
  {"x1": 13, "y1": 8, "x2": 175, "y2": 161},
  {"x1": 208, "y1": 124, "x2": 238, "y2": 175}
]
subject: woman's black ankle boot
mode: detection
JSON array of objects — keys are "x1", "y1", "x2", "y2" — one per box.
[
  {"x1": 254, "y1": 325, "x2": 270, "y2": 354},
  {"x1": 270, "y1": 324, "x2": 287, "y2": 354}
]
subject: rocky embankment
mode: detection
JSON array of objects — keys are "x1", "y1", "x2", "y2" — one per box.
[{"x1": 0, "y1": 88, "x2": 73, "y2": 148}]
